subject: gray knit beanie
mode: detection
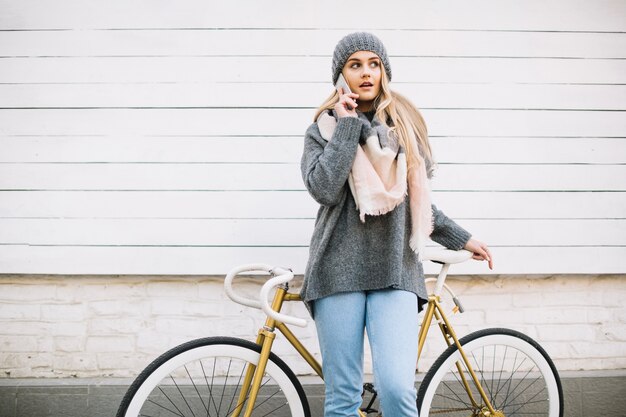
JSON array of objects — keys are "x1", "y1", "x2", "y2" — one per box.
[{"x1": 331, "y1": 31, "x2": 392, "y2": 85}]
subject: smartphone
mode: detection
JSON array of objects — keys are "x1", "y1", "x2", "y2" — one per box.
[{"x1": 334, "y1": 73, "x2": 354, "y2": 110}]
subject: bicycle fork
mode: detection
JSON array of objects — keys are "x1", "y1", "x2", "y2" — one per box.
[
  {"x1": 230, "y1": 286, "x2": 286, "y2": 417},
  {"x1": 419, "y1": 295, "x2": 500, "y2": 417}
]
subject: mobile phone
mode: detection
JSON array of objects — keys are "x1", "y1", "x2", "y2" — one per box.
[{"x1": 334, "y1": 73, "x2": 354, "y2": 110}]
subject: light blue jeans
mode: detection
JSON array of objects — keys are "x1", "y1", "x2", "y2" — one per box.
[{"x1": 314, "y1": 289, "x2": 420, "y2": 417}]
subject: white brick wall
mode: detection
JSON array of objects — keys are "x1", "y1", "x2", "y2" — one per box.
[{"x1": 0, "y1": 274, "x2": 624, "y2": 378}]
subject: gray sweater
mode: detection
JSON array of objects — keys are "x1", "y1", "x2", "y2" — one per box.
[{"x1": 300, "y1": 110, "x2": 472, "y2": 318}]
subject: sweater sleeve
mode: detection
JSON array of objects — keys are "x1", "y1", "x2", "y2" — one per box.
[
  {"x1": 300, "y1": 116, "x2": 363, "y2": 206},
  {"x1": 430, "y1": 204, "x2": 472, "y2": 250}
]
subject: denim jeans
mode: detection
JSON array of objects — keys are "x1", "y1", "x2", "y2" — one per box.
[{"x1": 314, "y1": 289, "x2": 420, "y2": 417}]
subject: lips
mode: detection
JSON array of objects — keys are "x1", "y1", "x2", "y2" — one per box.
[{"x1": 360, "y1": 82, "x2": 373, "y2": 87}]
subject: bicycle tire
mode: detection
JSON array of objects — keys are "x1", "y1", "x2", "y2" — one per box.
[
  {"x1": 417, "y1": 328, "x2": 563, "y2": 417},
  {"x1": 117, "y1": 336, "x2": 311, "y2": 417}
]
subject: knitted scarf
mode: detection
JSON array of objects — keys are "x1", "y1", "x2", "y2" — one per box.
[{"x1": 316, "y1": 108, "x2": 435, "y2": 261}]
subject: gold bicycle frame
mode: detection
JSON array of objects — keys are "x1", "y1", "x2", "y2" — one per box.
[{"x1": 232, "y1": 284, "x2": 498, "y2": 417}]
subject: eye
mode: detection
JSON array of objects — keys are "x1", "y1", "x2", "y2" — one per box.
[{"x1": 370, "y1": 61, "x2": 379, "y2": 67}]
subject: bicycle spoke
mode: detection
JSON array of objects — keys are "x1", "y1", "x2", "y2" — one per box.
[
  {"x1": 200, "y1": 358, "x2": 219, "y2": 417},
  {"x1": 151, "y1": 391, "x2": 186, "y2": 417},
  {"x1": 217, "y1": 359, "x2": 232, "y2": 415},
  {"x1": 438, "y1": 379, "x2": 473, "y2": 409},
  {"x1": 225, "y1": 359, "x2": 248, "y2": 416},
  {"x1": 491, "y1": 346, "x2": 514, "y2": 402},
  {"x1": 169, "y1": 373, "x2": 198, "y2": 417},
  {"x1": 184, "y1": 365, "x2": 209, "y2": 415}
]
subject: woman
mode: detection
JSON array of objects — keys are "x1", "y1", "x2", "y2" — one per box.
[{"x1": 300, "y1": 32, "x2": 493, "y2": 417}]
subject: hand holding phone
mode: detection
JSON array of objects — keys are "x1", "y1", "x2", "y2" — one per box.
[{"x1": 334, "y1": 73, "x2": 358, "y2": 114}]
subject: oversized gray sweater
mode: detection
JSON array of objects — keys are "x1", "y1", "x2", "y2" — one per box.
[{"x1": 300, "y1": 110, "x2": 472, "y2": 318}]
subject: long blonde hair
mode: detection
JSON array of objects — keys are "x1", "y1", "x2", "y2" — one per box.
[{"x1": 313, "y1": 66, "x2": 437, "y2": 178}]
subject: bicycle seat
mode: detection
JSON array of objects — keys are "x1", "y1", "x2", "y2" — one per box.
[{"x1": 423, "y1": 248, "x2": 473, "y2": 265}]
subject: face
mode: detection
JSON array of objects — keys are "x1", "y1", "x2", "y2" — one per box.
[{"x1": 341, "y1": 50, "x2": 383, "y2": 111}]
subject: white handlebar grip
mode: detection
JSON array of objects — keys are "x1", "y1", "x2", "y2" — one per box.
[
  {"x1": 224, "y1": 263, "x2": 273, "y2": 309},
  {"x1": 259, "y1": 268, "x2": 308, "y2": 327}
]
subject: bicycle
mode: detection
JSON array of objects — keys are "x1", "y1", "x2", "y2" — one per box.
[{"x1": 117, "y1": 248, "x2": 564, "y2": 417}]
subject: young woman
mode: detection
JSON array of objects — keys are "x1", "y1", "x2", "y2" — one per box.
[{"x1": 300, "y1": 32, "x2": 493, "y2": 417}]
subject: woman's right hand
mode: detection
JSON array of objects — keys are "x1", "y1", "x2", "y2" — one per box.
[{"x1": 334, "y1": 87, "x2": 359, "y2": 118}]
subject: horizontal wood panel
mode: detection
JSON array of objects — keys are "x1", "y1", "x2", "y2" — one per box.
[
  {"x1": 1, "y1": 218, "x2": 623, "y2": 246},
  {"x1": 1, "y1": 83, "x2": 624, "y2": 111},
  {"x1": 2, "y1": 137, "x2": 624, "y2": 164},
  {"x1": 1, "y1": 29, "x2": 624, "y2": 58},
  {"x1": 0, "y1": 191, "x2": 623, "y2": 219},
  {"x1": 0, "y1": 137, "x2": 304, "y2": 163},
  {"x1": 1, "y1": 57, "x2": 624, "y2": 84},
  {"x1": 0, "y1": 245, "x2": 623, "y2": 274},
  {"x1": 1, "y1": 163, "x2": 624, "y2": 191},
  {"x1": 1, "y1": 0, "x2": 624, "y2": 32},
  {"x1": 0, "y1": 109, "x2": 624, "y2": 137}
]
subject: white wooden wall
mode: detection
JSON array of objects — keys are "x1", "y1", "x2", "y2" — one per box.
[{"x1": 1, "y1": 0, "x2": 625, "y2": 275}]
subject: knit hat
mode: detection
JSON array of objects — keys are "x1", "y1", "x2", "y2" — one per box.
[{"x1": 331, "y1": 32, "x2": 392, "y2": 85}]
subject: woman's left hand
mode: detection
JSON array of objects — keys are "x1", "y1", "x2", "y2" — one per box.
[{"x1": 464, "y1": 238, "x2": 493, "y2": 270}]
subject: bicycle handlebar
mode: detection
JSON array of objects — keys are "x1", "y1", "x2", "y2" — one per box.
[
  {"x1": 224, "y1": 249, "x2": 475, "y2": 329},
  {"x1": 224, "y1": 263, "x2": 308, "y2": 327},
  {"x1": 259, "y1": 267, "x2": 308, "y2": 328},
  {"x1": 224, "y1": 263, "x2": 273, "y2": 309}
]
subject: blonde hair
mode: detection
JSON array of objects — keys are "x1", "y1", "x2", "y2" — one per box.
[{"x1": 313, "y1": 66, "x2": 437, "y2": 178}]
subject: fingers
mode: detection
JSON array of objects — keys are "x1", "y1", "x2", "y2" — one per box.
[
  {"x1": 480, "y1": 245, "x2": 494, "y2": 270},
  {"x1": 470, "y1": 240, "x2": 494, "y2": 270},
  {"x1": 337, "y1": 87, "x2": 358, "y2": 110}
]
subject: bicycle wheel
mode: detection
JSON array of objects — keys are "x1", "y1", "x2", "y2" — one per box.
[
  {"x1": 117, "y1": 336, "x2": 310, "y2": 417},
  {"x1": 417, "y1": 328, "x2": 563, "y2": 417}
]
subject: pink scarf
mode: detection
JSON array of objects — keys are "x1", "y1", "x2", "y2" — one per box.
[{"x1": 316, "y1": 109, "x2": 435, "y2": 261}]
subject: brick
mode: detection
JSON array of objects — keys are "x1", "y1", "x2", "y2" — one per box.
[
  {"x1": 485, "y1": 309, "x2": 525, "y2": 325},
  {"x1": 84, "y1": 283, "x2": 146, "y2": 299},
  {"x1": 570, "y1": 342, "x2": 626, "y2": 358},
  {"x1": 4, "y1": 367, "x2": 37, "y2": 378},
  {"x1": 524, "y1": 308, "x2": 585, "y2": 324},
  {"x1": 461, "y1": 293, "x2": 513, "y2": 309},
  {"x1": 53, "y1": 354, "x2": 98, "y2": 373},
  {"x1": 41, "y1": 304, "x2": 85, "y2": 321},
  {"x1": 30, "y1": 352, "x2": 54, "y2": 371},
  {"x1": 218, "y1": 318, "x2": 256, "y2": 337},
  {"x1": 90, "y1": 318, "x2": 146, "y2": 335},
  {"x1": 198, "y1": 279, "x2": 227, "y2": 301},
  {"x1": 0, "y1": 284, "x2": 57, "y2": 301},
  {"x1": 147, "y1": 281, "x2": 198, "y2": 298},
  {"x1": 537, "y1": 324, "x2": 596, "y2": 342},
  {"x1": 85, "y1": 336, "x2": 134, "y2": 353},
  {"x1": 0, "y1": 336, "x2": 38, "y2": 352},
  {"x1": 603, "y1": 290, "x2": 626, "y2": 307},
  {"x1": 88, "y1": 300, "x2": 149, "y2": 317},
  {"x1": 0, "y1": 304, "x2": 40, "y2": 320},
  {"x1": 0, "y1": 321, "x2": 50, "y2": 335},
  {"x1": 599, "y1": 324, "x2": 626, "y2": 342},
  {"x1": 54, "y1": 336, "x2": 85, "y2": 352},
  {"x1": 538, "y1": 342, "x2": 575, "y2": 360},
  {"x1": 586, "y1": 308, "x2": 613, "y2": 324},
  {"x1": 155, "y1": 318, "x2": 221, "y2": 336},
  {"x1": 50, "y1": 322, "x2": 87, "y2": 336},
  {"x1": 150, "y1": 299, "x2": 222, "y2": 317},
  {"x1": 614, "y1": 308, "x2": 626, "y2": 323},
  {"x1": 600, "y1": 357, "x2": 626, "y2": 369},
  {"x1": 0, "y1": 353, "x2": 33, "y2": 370},
  {"x1": 96, "y1": 353, "x2": 148, "y2": 372},
  {"x1": 136, "y1": 331, "x2": 170, "y2": 355},
  {"x1": 37, "y1": 336, "x2": 54, "y2": 352}
]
